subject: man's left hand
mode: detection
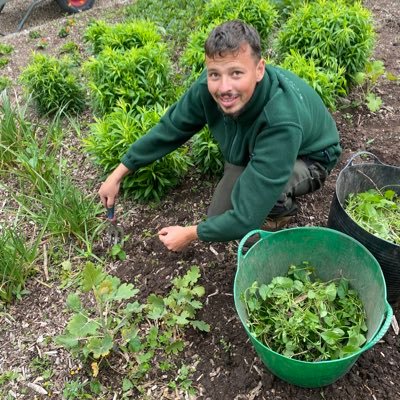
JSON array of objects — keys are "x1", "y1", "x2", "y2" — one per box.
[{"x1": 158, "y1": 225, "x2": 198, "y2": 252}]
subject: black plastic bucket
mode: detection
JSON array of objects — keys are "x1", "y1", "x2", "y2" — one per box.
[{"x1": 327, "y1": 151, "x2": 400, "y2": 304}]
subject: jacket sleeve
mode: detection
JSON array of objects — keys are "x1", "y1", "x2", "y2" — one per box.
[{"x1": 197, "y1": 124, "x2": 303, "y2": 242}]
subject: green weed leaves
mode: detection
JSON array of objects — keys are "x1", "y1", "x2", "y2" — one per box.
[
  {"x1": 244, "y1": 262, "x2": 367, "y2": 361},
  {"x1": 277, "y1": 0, "x2": 375, "y2": 83},
  {"x1": 345, "y1": 189, "x2": 400, "y2": 244},
  {"x1": 56, "y1": 263, "x2": 209, "y2": 379},
  {"x1": 20, "y1": 53, "x2": 85, "y2": 115}
]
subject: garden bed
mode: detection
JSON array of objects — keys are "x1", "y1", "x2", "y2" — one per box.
[{"x1": 0, "y1": 0, "x2": 399, "y2": 399}]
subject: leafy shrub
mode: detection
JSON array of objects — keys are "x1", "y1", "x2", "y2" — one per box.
[
  {"x1": 199, "y1": 0, "x2": 278, "y2": 43},
  {"x1": 83, "y1": 103, "x2": 191, "y2": 202},
  {"x1": 280, "y1": 50, "x2": 347, "y2": 110},
  {"x1": 276, "y1": 0, "x2": 375, "y2": 83},
  {"x1": 84, "y1": 43, "x2": 173, "y2": 115},
  {"x1": 191, "y1": 128, "x2": 223, "y2": 176},
  {"x1": 84, "y1": 19, "x2": 162, "y2": 54},
  {"x1": 19, "y1": 53, "x2": 85, "y2": 115}
]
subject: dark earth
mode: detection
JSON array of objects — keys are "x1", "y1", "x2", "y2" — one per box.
[{"x1": 0, "y1": 0, "x2": 399, "y2": 399}]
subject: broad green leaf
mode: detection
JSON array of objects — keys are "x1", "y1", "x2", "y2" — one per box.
[
  {"x1": 114, "y1": 283, "x2": 139, "y2": 301},
  {"x1": 66, "y1": 293, "x2": 82, "y2": 312},
  {"x1": 365, "y1": 93, "x2": 382, "y2": 112},
  {"x1": 81, "y1": 262, "x2": 105, "y2": 292},
  {"x1": 67, "y1": 313, "x2": 99, "y2": 337},
  {"x1": 259, "y1": 284, "x2": 269, "y2": 300},
  {"x1": 325, "y1": 283, "x2": 337, "y2": 301},
  {"x1": 54, "y1": 334, "x2": 79, "y2": 348},
  {"x1": 87, "y1": 334, "x2": 113, "y2": 359},
  {"x1": 191, "y1": 320, "x2": 211, "y2": 332}
]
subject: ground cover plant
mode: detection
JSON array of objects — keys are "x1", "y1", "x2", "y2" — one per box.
[{"x1": 0, "y1": 0, "x2": 399, "y2": 398}]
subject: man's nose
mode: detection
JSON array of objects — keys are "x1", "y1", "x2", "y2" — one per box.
[{"x1": 218, "y1": 75, "x2": 232, "y2": 92}]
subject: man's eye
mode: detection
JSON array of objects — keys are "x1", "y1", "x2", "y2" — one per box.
[{"x1": 232, "y1": 71, "x2": 242, "y2": 77}]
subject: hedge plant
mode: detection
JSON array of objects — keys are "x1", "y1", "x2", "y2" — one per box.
[
  {"x1": 83, "y1": 102, "x2": 191, "y2": 202},
  {"x1": 84, "y1": 19, "x2": 162, "y2": 55},
  {"x1": 20, "y1": 53, "x2": 85, "y2": 115},
  {"x1": 276, "y1": 0, "x2": 375, "y2": 83},
  {"x1": 84, "y1": 43, "x2": 174, "y2": 115},
  {"x1": 280, "y1": 50, "x2": 347, "y2": 110}
]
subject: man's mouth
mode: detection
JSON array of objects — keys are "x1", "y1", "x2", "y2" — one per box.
[{"x1": 218, "y1": 94, "x2": 239, "y2": 108}]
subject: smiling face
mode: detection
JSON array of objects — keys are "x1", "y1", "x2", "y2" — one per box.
[{"x1": 206, "y1": 43, "x2": 265, "y2": 117}]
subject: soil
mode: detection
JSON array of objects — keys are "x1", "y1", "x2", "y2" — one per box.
[{"x1": 0, "y1": 0, "x2": 399, "y2": 399}]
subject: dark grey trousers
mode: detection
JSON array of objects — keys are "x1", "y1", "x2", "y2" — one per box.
[{"x1": 207, "y1": 159, "x2": 328, "y2": 218}]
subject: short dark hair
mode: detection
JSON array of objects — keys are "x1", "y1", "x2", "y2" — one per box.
[{"x1": 205, "y1": 20, "x2": 262, "y2": 61}]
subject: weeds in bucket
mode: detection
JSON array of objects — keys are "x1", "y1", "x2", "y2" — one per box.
[
  {"x1": 345, "y1": 188, "x2": 400, "y2": 244},
  {"x1": 243, "y1": 262, "x2": 367, "y2": 361}
]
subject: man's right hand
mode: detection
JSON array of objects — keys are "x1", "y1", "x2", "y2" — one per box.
[{"x1": 98, "y1": 163, "x2": 131, "y2": 208}]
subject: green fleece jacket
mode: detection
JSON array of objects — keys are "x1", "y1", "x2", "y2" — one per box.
[{"x1": 121, "y1": 65, "x2": 341, "y2": 242}]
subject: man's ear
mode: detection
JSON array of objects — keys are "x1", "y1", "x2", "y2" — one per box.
[{"x1": 256, "y1": 58, "x2": 265, "y2": 82}]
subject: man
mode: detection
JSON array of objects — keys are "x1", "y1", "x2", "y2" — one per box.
[{"x1": 98, "y1": 20, "x2": 341, "y2": 252}]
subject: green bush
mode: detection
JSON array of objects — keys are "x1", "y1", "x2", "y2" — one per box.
[
  {"x1": 191, "y1": 128, "x2": 223, "y2": 176},
  {"x1": 276, "y1": 0, "x2": 375, "y2": 82},
  {"x1": 19, "y1": 53, "x2": 85, "y2": 115},
  {"x1": 84, "y1": 44, "x2": 174, "y2": 115},
  {"x1": 84, "y1": 19, "x2": 162, "y2": 54},
  {"x1": 83, "y1": 103, "x2": 191, "y2": 202},
  {"x1": 199, "y1": 0, "x2": 278, "y2": 43},
  {"x1": 280, "y1": 50, "x2": 347, "y2": 110}
]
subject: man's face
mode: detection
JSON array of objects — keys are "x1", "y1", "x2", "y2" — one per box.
[{"x1": 206, "y1": 43, "x2": 265, "y2": 117}]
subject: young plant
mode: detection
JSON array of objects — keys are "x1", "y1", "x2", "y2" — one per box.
[
  {"x1": 55, "y1": 263, "x2": 209, "y2": 383},
  {"x1": 277, "y1": 0, "x2": 375, "y2": 84},
  {"x1": 0, "y1": 226, "x2": 41, "y2": 304},
  {"x1": 0, "y1": 76, "x2": 11, "y2": 91},
  {"x1": 19, "y1": 53, "x2": 85, "y2": 115},
  {"x1": 190, "y1": 127, "x2": 224, "y2": 176},
  {"x1": 353, "y1": 60, "x2": 385, "y2": 112},
  {"x1": 243, "y1": 262, "x2": 368, "y2": 361}
]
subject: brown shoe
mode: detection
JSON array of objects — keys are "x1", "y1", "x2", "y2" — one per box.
[{"x1": 262, "y1": 215, "x2": 295, "y2": 232}]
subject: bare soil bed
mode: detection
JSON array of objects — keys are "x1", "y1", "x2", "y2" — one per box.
[{"x1": 0, "y1": 0, "x2": 400, "y2": 399}]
